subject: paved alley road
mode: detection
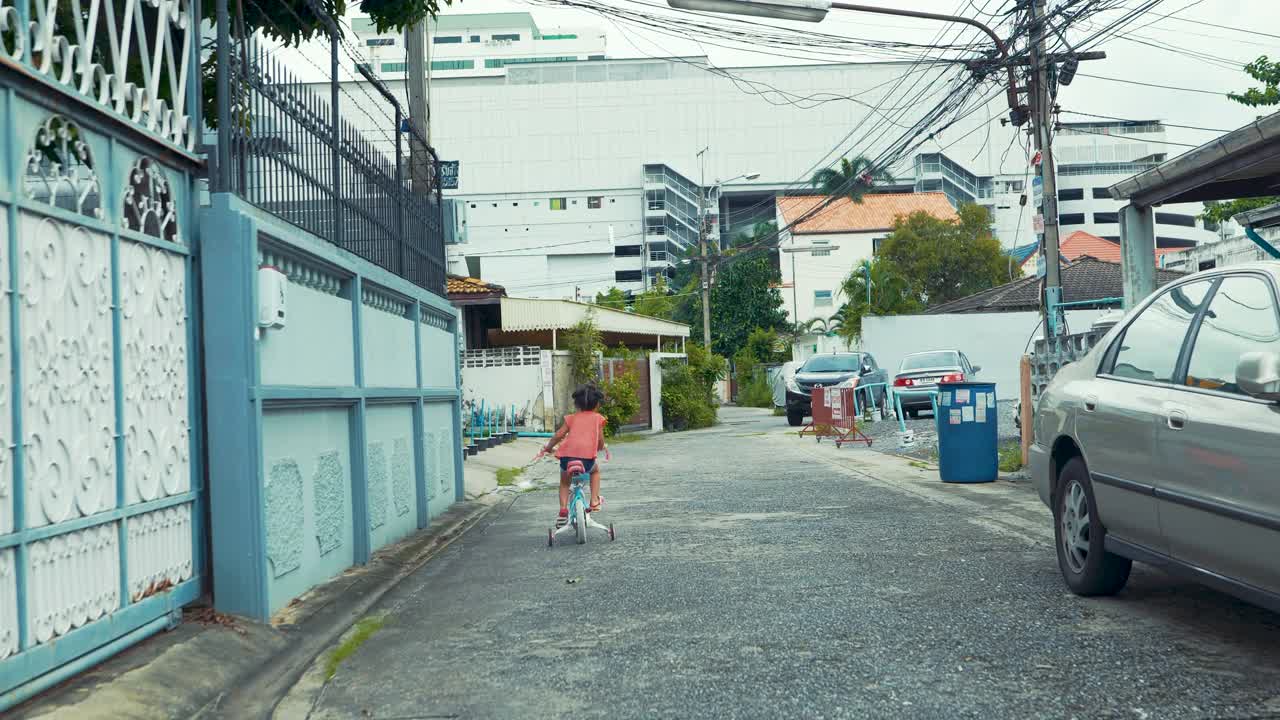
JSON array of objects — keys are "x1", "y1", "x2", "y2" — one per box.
[{"x1": 289, "y1": 407, "x2": 1280, "y2": 720}]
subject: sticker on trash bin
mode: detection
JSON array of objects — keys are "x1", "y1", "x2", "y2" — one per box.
[
  {"x1": 987, "y1": 392, "x2": 996, "y2": 408},
  {"x1": 955, "y1": 389, "x2": 971, "y2": 404},
  {"x1": 976, "y1": 402, "x2": 987, "y2": 423},
  {"x1": 950, "y1": 409, "x2": 962, "y2": 425},
  {"x1": 940, "y1": 392, "x2": 951, "y2": 406},
  {"x1": 962, "y1": 405, "x2": 975, "y2": 422}
]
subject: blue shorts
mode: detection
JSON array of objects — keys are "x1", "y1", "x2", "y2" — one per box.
[{"x1": 559, "y1": 457, "x2": 596, "y2": 474}]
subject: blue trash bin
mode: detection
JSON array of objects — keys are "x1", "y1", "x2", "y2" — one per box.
[{"x1": 934, "y1": 382, "x2": 998, "y2": 484}]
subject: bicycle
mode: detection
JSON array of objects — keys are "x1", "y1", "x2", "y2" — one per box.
[{"x1": 545, "y1": 457, "x2": 616, "y2": 547}]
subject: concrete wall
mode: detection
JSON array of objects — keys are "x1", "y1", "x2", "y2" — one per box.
[
  {"x1": 462, "y1": 362, "x2": 547, "y2": 430},
  {"x1": 861, "y1": 309, "x2": 1107, "y2": 399},
  {"x1": 202, "y1": 194, "x2": 464, "y2": 621}
]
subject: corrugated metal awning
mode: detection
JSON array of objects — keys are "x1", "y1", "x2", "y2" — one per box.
[{"x1": 500, "y1": 297, "x2": 690, "y2": 337}]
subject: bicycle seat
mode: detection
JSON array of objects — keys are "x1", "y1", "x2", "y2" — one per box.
[{"x1": 564, "y1": 460, "x2": 587, "y2": 477}]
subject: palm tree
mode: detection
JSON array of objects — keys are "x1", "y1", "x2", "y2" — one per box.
[{"x1": 810, "y1": 155, "x2": 893, "y2": 204}]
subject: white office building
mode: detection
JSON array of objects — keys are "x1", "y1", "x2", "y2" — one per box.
[
  {"x1": 350, "y1": 12, "x2": 606, "y2": 79},
  {"x1": 1054, "y1": 120, "x2": 1218, "y2": 250},
  {"x1": 307, "y1": 21, "x2": 1215, "y2": 300}
]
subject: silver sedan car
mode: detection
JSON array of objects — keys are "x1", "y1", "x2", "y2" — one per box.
[
  {"x1": 892, "y1": 350, "x2": 981, "y2": 418},
  {"x1": 1030, "y1": 263, "x2": 1280, "y2": 611}
]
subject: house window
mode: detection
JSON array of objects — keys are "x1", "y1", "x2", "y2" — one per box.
[
  {"x1": 614, "y1": 245, "x2": 642, "y2": 257},
  {"x1": 615, "y1": 270, "x2": 643, "y2": 282},
  {"x1": 366, "y1": 38, "x2": 395, "y2": 47},
  {"x1": 542, "y1": 33, "x2": 579, "y2": 40},
  {"x1": 589, "y1": 54, "x2": 605, "y2": 60},
  {"x1": 470, "y1": 35, "x2": 481, "y2": 42},
  {"x1": 550, "y1": 198, "x2": 566, "y2": 211},
  {"x1": 811, "y1": 241, "x2": 832, "y2": 257},
  {"x1": 1093, "y1": 187, "x2": 1111, "y2": 199},
  {"x1": 1059, "y1": 213, "x2": 1086, "y2": 226},
  {"x1": 380, "y1": 62, "x2": 406, "y2": 72},
  {"x1": 588, "y1": 196, "x2": 602, "y2": 209},
  {"x1": 492, "y1": 33, "x2": 521, "y2": 41},
  {"x1": 433, "y1": 35, "x2": 463, "y2": 44},
  {"x1": 873, "y1": 236, "x2": 886, "y2": 254},
  {"x1": 1058, "y1": 188, "x2": 1084, "y2": 201},
  {"x1": 1094, "y1": 212, "x2": 1119, "y2": 224},
  {"x1": 814, "y1": 290, "x2": 833, "y2": 307},
  {"x1": 650, "y1": 250, "x2": 667, "y2": 262}
]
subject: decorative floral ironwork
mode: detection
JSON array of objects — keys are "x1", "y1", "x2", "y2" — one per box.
[
  {"x1": 123, "y1": 158, "x2": 179, "y2": 244},
  {"x1": 0, "y1": 0, "x2": 197, "y2": 150},
  {"x1": 24, "y1": 116, "x2": 102, "y2": 218}
]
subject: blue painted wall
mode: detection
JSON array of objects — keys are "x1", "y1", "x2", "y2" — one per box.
[
  {"x1": 365, "y1": 404, "x2": 418, "y2": 552},
  {"x1": 261, "y1": 407, "x2": 356, "y2": 614},
  {"x1": 260, "y1": 286, "x2": 355, "y2": 387},
  {"x1": 201, "y1": 194, "x2": 463, "y2": 622}
]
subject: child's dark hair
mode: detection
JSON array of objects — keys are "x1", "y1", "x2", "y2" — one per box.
[{"x1": 572, "y1": 384, "x2": 604, "y2": 411}]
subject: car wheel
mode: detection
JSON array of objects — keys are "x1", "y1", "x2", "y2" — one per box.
[
  {"x1": 907, "y1": 408, "x2": 919, "y2": 419},
  {"x1": 1053, "y1": 457, "x2": 1132, "y2": 596},
  {"x1": 787, "y1": 410, "x2": 804, "y2": 427}
]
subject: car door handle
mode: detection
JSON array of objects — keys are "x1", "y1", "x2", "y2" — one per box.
[
  {"x1": 1167, "y1": 409, "x2": 1188, "y2": 431},
  {"x1": 1083, "y1": 394, "x2": 1098, "y2": 412}
]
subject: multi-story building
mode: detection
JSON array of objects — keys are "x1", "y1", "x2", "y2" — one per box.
[
  {"x1": 311, "y1": 30, "x2": 1214, "y2": 300},
  {"x1": 1054, "y1": 120, "x2": 1218, "y2": 249},
  {"x1": 350, "y1": 12, "x2": 606, "y2": 79}
]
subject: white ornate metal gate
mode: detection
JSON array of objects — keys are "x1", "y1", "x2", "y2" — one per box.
[{"x1": 0, "y1": 0, "x2": 203, "y2": 708}]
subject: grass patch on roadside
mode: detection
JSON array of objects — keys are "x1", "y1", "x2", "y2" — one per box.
[
  {"x1": 608, "y1": 432, "x2": 648, "y2": 444},
  {"x1": 998, "y1": 442, "x2": 1024, "y2": 473},
  {"x1": 324, "y1": 615, "x2": 386, "y2": 679},
  {"x1": 496, "y1": 466, "x2": 524, "y2": 486},
  {"x1": 772, "y1": 407, "x2": 785, "y2": 416},
  {"x1": 908, "y1": 460, "x2": 931, "y2": 470}
]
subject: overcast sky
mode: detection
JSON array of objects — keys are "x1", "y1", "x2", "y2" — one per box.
[{"x1": 367, "y1": 0, "x2": 1279, "y2": 150}]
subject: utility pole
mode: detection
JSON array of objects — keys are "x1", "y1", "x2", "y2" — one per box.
[
  {"x1": 697, "y1": 147, "x2": 712, "y2": 349},
  {"x1": 405, "y1": 17, "x2": 431, "y2": 193},
  {"x1": 1028, "y1": 0, "x2": 1063, "y2": 337}
]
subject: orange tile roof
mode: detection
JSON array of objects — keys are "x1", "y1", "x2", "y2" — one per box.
[
  {"x1": 446, "y1": 275, "x2": 506, "y2": 296},
  {"x1": 1058, "y1": 230, "x2": 1181, "y2": 264},
  {"x1": 777, "y1": 192, "x2": 958, "y2": 234}
]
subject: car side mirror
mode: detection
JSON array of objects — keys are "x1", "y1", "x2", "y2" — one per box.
[
  {"x1": 971, "y1": 365, "x2": 983, "y2": 374},
  {"x1": 1237, "y1": 351, "x2": 1280, "y2": 401}
]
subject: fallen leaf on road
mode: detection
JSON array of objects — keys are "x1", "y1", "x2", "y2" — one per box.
[{"x1": 567, "y1": 577, "x2": 582, "y2": 584}]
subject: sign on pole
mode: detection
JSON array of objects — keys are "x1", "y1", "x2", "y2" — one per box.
[{"x1": 439, "y1": 161, "x2": 459, "y2": 190}]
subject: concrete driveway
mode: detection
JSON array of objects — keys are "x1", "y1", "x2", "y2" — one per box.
[{"x1": 282, "y1": 406, "x2": 1280, "y2": 720}]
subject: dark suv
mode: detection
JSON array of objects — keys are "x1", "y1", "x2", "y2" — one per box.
[{"x1": 784, "y1": 352, "x2": 889, "y2": 426}]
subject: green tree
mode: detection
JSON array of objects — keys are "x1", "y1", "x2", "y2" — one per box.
[
  {"x1": 563, "y1": 316, "x2": 602, "y2": 386},
  {"x1": 1201, "y1": 197, "x2": 1280, "y2": 226},
  {"x1": 633, "y1": 276, "x2": 676, "y2": 319},
  {"x1": 834, "y1": 257, "x2": 922, "y2": 343},
  {"x1": 810, "y1": 155, "x2": 893, "y2": 204},
  {"x1": 726, "y1": 221, "x2": 779, "y2": 251},
  {"x1": 660, "y1": 343, "x2": 727, "y2": 430},
  {"x1": 699, "y1": 254, "x2": 789, "y2": 358},
  {"x1": 875, "y1": 204, "x2": 1006, "y2": 309},
  {"x1": 1228, "y1": 55, "x2": 1280, "y2": 107},
  {"x1": 594, "y1": 286, "x2": 627, "y2": 311},
  {"x1": 1196, "y1": 58, "x2": 1280, "y2": 219}
]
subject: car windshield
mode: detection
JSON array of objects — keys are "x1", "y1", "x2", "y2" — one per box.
[
  {"x1": 801, "y1": 355, "x2": 862, "y2": 372},
  {"x1": 901, "y1": 351, "x2": 959, "y2": 371}
]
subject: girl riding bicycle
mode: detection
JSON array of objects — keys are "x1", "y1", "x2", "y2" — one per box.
[{"x1": 543, "y1": 384, "x2": 607, "y2": 528}]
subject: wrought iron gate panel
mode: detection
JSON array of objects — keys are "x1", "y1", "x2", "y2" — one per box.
[{"x1": 0, "y1": 0, "x2": 203, "y2": 706}]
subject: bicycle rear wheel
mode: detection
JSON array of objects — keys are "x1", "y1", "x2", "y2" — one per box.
[{"x1": 574, "y1": 502, "x2": 586, "y2": 544}]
